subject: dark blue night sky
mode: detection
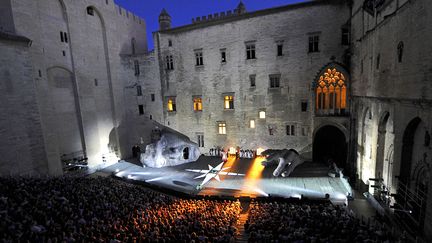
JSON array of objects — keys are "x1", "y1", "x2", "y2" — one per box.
[{"x1": 115, "y1": 0, "x2": 309, "y2": 50}]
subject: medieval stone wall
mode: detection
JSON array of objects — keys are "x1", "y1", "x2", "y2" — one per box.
[{"x1": 154, "y1": 1, "x2": 350, "y2": 154}]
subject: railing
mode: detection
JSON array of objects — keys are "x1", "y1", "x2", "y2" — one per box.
[{"x1": 60, "y1": 151, "x2": 88, "y2": 173}]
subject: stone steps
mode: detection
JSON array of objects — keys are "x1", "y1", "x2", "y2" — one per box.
[{"x1": 235, "y1": 210, "x2": 249, "y2": 242}]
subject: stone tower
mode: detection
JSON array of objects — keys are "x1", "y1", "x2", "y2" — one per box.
[
  {"x1": 159, "y1": 8, "x2": 171, "y2": 30},
  {"x1": 236, "y1": 1, "x2": 247, "y2": 14}
]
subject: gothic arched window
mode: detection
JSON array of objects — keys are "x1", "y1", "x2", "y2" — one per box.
[{"x1": 316, "y1": 68, "x2": 347, "y2": 114}]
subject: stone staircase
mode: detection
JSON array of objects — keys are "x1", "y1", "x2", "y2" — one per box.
[
  {"x1": 236, "y1": 213, "x2": 249, "y2": 242},
  {"x1": 236, "y1": 201, "x2": 250, "y2": 242}
]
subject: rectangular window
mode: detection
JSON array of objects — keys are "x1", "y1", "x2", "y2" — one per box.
[
  {"x1": 134, "y1": 60, "x2": 140, "y2": 76},
  {"x1": 138, "y1": 105, "x2": 144, "y2": 115},
  {"x1": 87, "y1": 7, "x2": 94, "y2": 16},
  {"x1": 218, "y1": 122, "x2": 226, "y2": 135},
  {"x1": 250, "y1": 120, "x2": 255, "y2": 128},
  {"x1": 60, "y1": 31, "x2": 64, "y2": 42},
  {"x1": 308, "y1": 35, "x2": 319, "y2": 53},
  {"x1": 94, "y1": 79, "x2": 98, "y2": 86},
  {"x1": 246, "y1": 43, "x2": 256, "y2": 59},
  {"x1": 269, "y1": 74, "x2": 280, "y2": 88},
  {"x1": 277, "y1": 44, "x2": 283, "y2": 56},
  {"x1": 301, "y1": 126, "x2": 309, "y2": 136},
  {"x1": 224, "y1": 95, "x2": 234, "y2": 109},
  {"x1": 195, "y1": 50, "x2": 204, "y2": 66},
  {"x1": 168, "y1": 39, "x2": 172, "y2": 47},
  {"x1": 136, "y1": 85, "x2": 142, "y2": 96},
  {"x1": 166, "y1": 55, "x2": 174, "y2": 70},
  {"x1": 341, "y1": 28, "x2": 349, "y2": 45},
  {"x1": 167, "y1": 97, "x2": 176, "y2": 112},
  {"x1": 197, "y1": 134, "x2": 204, "y2": 147},
  {"x1": 301, "y1": 101, "x2": 308, "y2": 112},
  {"x1": 193, "y1": 97, "x2": 203, "y2": 111},
  {"x1": 249, "y1": 75, "x2": 256, "y2": 87},
  {"x1": 286, "y1": 125, "x2": 295, "y2": 136},
  {"x1": 64, "y1": 32, "x2": 68, "y2": 43},
  {"x1": 151, "y1": 93, "x2": 155, "y2": 102},
  {"x1": 259, "y1": 110, "x2": 266, "y2": 119},
  {"x1": 220, "y1": 49, "x2": 226, "y2": 63}
]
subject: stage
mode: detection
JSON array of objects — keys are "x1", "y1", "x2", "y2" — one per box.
[{"x1": 99, "y1": 155, "x2": 352, "y2": 204}]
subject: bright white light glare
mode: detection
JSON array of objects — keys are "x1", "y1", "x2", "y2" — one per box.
[
  {"x1": 146, "y1": 176, "x2": 166, "y2": 182},
  {"x1": 127, "y1": 174, "x2": 133, "y2": 179},
  {"x1": 259, "y1": 111, "x2": 266, "y2": 119},
  {"x1": 115, "y1": 169, "x2": 120, "y2": 173},
  {"x1": 254, "y1": 188, "x2": 269, "y2": 197},
  {"x1": 229, "y1": 147, "x2": 236, "y2": 154},
  {"x1": 256, "y1": 147, "x2": 265, "y2": 156}
]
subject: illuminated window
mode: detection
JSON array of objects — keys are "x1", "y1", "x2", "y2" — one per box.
[
  {"x1": 224, "y1": 95, "x2": 234, "y2": 109},
  {"x1": 193, "y1": 97, "x2": 202, "y2": 111},
  {"x1": 167, "y1": 97, "x2": 176, "y2": 112},
  {"x1": 246, "y1": 42, "x2": 256, "y2": 59},
  {"x1": 195, "y1": 49, "x2": 203, "y2": 66},
  {"x1": 250, "y1": 120, "x2": 255, "y2": 128},
  {"x1": 308, "y1": 35, "x2": 319, "y2": 53},
  {"x1": 166, "y1": 55, "x2": 174, "y2": 70},
  {"x1": 269, "y1": 74, "x2": 280, "y2": 88},
  {"x1": 316, "y1": 68, "x2": 347, "y2": 113},
  {"x1": 218, "y1": 122, "x2": 226, "y2": 134},
  {"x1": 259, "y1": 111, "x2": 266, "y2": 119}
]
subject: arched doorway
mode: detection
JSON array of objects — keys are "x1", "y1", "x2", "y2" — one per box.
[
  {"x1": 376, "y1": 112, "x2": 390, "y2": 180},
  {"x1": 396, "y1": 117, "x2": 428, "y2": 231},
  {"x1": 400, "y1": 117, "x2": 421, "y2": 184},
  {"x1": 313, "y1": 125, "x2": 348, "y2": 176}
]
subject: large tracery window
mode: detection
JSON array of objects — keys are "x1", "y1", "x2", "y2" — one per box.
[{"x1": 316, "y1": 68, "x2": 347, "y2": 115}]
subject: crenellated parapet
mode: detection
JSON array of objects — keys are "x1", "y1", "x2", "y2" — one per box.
[{"x1": 191, "y1": 1, "x2": 247, "y2": 24}]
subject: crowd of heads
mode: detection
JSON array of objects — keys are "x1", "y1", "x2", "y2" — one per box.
[
  {"x1": 0, "y1": 176, "x2": 240, "y2": 242},
  {"x1": 245, "y1": 201, "x2": 394, "y2": 243},
  {"x1": 1, "y1": 176, "x2": 400, "y2": 243}
]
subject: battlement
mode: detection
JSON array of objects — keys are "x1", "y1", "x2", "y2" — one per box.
[
  {"x1": 115, "y1": 4, "x2": 145, "y2": 25},
  {"x1": 191, "y1": 7, "x2": 246, "y2": 24}
]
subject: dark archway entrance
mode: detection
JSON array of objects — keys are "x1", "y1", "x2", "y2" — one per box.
[
  {"x1": 400, "y1": 117, "x2": 421, "y2": 184},
  {"x1": 183, "y1": 147, "x2": 189, "y2": 160},
  {"x1": 313, "y1": 125, "x2": 348, "y2": 176}
]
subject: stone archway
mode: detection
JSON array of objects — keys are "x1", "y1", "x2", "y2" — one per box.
[
  {"x1": 400, "y1": 117, "x2": 421, "y2": 185},
  {"x1": 313, "y1": 125, "x2": 348, "y2": 176},
  {"x1": 376, "y1": 112, "x2": 390, "y2": 180}
]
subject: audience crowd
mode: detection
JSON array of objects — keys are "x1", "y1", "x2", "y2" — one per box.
[
  {"x1": 0, "y1": 177, "x2": 240, "y2": 242},
  {"x1": 1, "y1": 176, "x2": 399, "y2": 242},
  {"x1": 245, "y1": 201, "x2": 395, "y2": 243}
]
